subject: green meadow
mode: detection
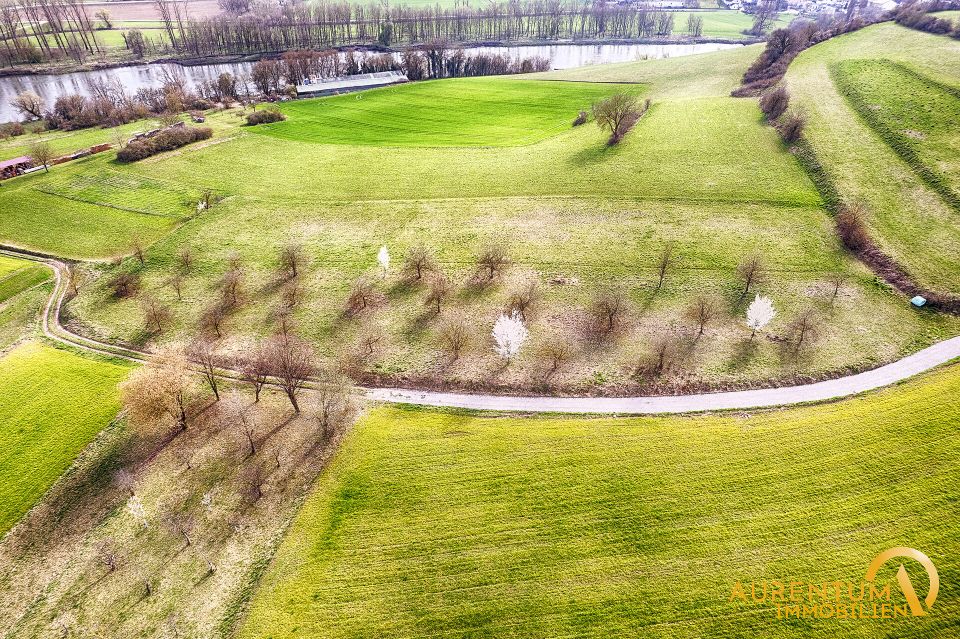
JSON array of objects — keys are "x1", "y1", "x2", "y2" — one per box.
[
  {"x1": 786, "y1": 23, "x2": 960, "y2": 294},
  {"x1": 242, "y1": 363, "x2": 960, "y2": 639},
  {"x1": 34, "y1": 35, "x2": 956, "y2": 393},
  {"x1": 0, "y1": 342, "x2": 128, "y2": 535},
  {"x1": 0, "y1": 255, "x2": 50, "y2": 303}
]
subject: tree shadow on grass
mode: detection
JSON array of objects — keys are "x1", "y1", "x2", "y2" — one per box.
[
  {"x1": 728, "y1": 337, "x2": 760, "y2": 371},
  {"x1": 568, "y1": 139, "x2": 622, "y2": 166}
]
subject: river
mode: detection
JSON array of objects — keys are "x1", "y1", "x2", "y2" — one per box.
[{"x1": 0, "y1": 42, "x2": 741, "y2": 122}]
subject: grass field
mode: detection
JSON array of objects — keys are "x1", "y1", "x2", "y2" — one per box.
[
  {"x1": 786, "y1": 23, "x2": 960, "y2": 294},
  {"x1": 242, "y1": 363, "x2": 960, "y2": 638},
  {"x1": 0, "y1": 341, "x2": 128, "y2": 535},
  {"x1": 832, "y1": 59, "x2": 960, "y2": 210},
  {"x1": 0, "y1": 255, "x2": 50, "y2": 303},
  {"x1": 257, "y1": 79, "x2": 644, "y2": 147}
]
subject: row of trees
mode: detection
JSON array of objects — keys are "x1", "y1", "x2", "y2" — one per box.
[
  {"x1": 0, "y1": 0, "x2": 102, "y2": 66},
  {"x1": 148, "y1": 0, "x2": 690, "y2": 59}
]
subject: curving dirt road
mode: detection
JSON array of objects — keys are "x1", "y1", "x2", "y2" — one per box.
[{"x1": 6, "y1": 247, "x2": 959, "y2": 415}]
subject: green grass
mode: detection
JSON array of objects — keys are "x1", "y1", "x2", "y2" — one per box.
[
  {"x1": 257, "y1": 79, "x2": 644, "y2": 147},
  {"x1": 786, "y1": 23, "x2": 960, "y2": 294},
  {"x1": 832, "y1": 59, "x2": 960, "y2": 211},
  {"x1": 36, "y1": 169, "x2": 205, "y2": 217},
  {"x1": 670, "y1": 10, "x2": 795, "y2": 39},
  {"x1": 242, "y1": 363, "x2": 960, "y2": 638},
  {"x1": 0, "y1": 255, "x2": 50, "y2": 303},
  {"x1": 0, "y1": 342, "x2": 128, "y2": 535}
]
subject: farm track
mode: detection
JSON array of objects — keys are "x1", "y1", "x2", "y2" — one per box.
[{"x1": 3, "y1": 246, "x2": 958, "y2": 415}]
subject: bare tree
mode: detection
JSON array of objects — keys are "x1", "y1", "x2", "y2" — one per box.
[
  {"x1": 225, "y1": 392, "x2": 256, "y2": 457},
  {"x1": 684, "y1": 294, "x2": 720, "y2": 336},
  {"x1": 96, "y1": 538, "x2": 118, "y2": 573},
  {"x1": 507, "y1": 278, "x2": 538, "y2": 320},
  {"x1": 166, "y1": 274, "x2": 184, "y2": 301},
  {"x1": 11, "y1": 91, "x2": 44, "y2": 120},
  {"x1": 265, "y1": 334, "x2": 316, "y2": 412},
  {"x1": 750, "y1": 0, "x2": 779, "y2": 35},
  {"x1": 788, "y1": 308, "x2": 820, "y2": 354},
  {"x1": 240, "y1": 344, "x2": 270, "y2": 402},
  {"x1": 131, "y1": 236, "x2": 146, "y2": 265},
  {"x1": 828, "y1": 273, "x2": 844, "y2": 305},
  {"x1": 592, "y1": 92, "x2": 640, "y2": 144},
  {"x1": 655, "y1": 242, "x2": 675, "y2": 290},
  {"x1": 240, "y1": 462, "x2": 268, "y2": 504},
  {"x1": 29, "y1": 141, "x2": 53, "y2": 173},
  {"x1": 162, "y1": 509, "x2": 195, "y2": 547},
  {"x1": 120, "y1": 352, "x2": 200, "y2": 431},
  {"x1": 220, "y1": 267, "x2": 242, "y2": 309},
  {"x1": 591, "y1": 289, "x2": 627, "y2": 338},
  {"x1": 281, "y1": 280, "x2": 303, "y2": 310},
  {"x1": 437, "y1": 316, "x2": 469, "y2": 361},
  {"x1": 476, "y1": 245, "x2": 510, "y2": 281},
  {"x1": 736, "y1": 254, "x2": 766, "y2": 301},
  {"x1": 314, "y1": 377, "x2": 351, "y2": 442},
  {"x1": 424, "y1": 273, "x2": 452, "y2": 315},
  {"x1": 177, "y1": 246, "x2": 194, "y2": 273},
  {"x1": 836, "y1": 203, "x2": 871, "y2": 251},
  {"x1": 142, "y1": 297, "x2": 173, "y2": 334},
  {"x1": 346, "y1": 277, "x2": 376, "y2": 316},
  {"x1": 540, "y1": 335, "x2": 572, "y2": 379},
  {"x1": 644, "y1": 332, "x2": 679, "y2": 376},
  {"x1": 65, "y1": 263, "x2": 86, "y2": 298},
  {"x1": 189, "y1": 338, "x2": 221, "y2": 400},
  {"x1": 108, "y1": 272, "x2": 140, "y2": 298},
  {"x1": 200, "y1": 302, "x2": 226, "y2": 338},
  {"x1": 402, "y1": 244, "x2": 436, "y2": 282},
  {"x1": 279, "y1": 243, "x2": 306, "y2": 280},
  {"x1": 113, "y1": 468, "x2": 137, "y2": 496}
]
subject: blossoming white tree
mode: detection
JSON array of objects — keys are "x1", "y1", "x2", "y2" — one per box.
[
  {"x1": 127, "y1": 495, "x2": 148, "y2": 529},
  {"x1": 492, "y1": 311, "x2": 528, "y2": 360},
  {"x1": 746, "y1": 294, "x2": 776, "y2": 339},
  {"x1": 377, "y1": 245, "x2": 390, "y2": 277}
]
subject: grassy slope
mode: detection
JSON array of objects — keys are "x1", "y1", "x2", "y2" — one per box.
[
  {"x1": 243, "y1": 363, "x2": 960, "y2": 638},
  {"x1": 256, "y1": 79, "x2": 643, "y2": 147},
  {"x1": 786, "y1": 23, "x2": 960, "y2": 294},
  {"x1": 0, "y1": 341, "x2": 128, "y2": 535},
  {"x1": 0, "y1": 111, "x2": 243, "y2": 258},
  {"x1": 60, "y1": 49, "x2": 959, "y2": 392},
  {"x1": 0, "y1": 255, "x2": 50, "y2": 303}
]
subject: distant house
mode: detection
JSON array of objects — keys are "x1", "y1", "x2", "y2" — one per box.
[
  {"x1": 296, "y1": 71, "x2": 409, "y2": 98},
  {"x1": 0, "y1": 156, "x2": 32, "y2": 180}
]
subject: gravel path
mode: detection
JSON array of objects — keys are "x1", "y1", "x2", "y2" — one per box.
[{"x1": 7, "y1": 247, "x2": 958, "y2": 415}]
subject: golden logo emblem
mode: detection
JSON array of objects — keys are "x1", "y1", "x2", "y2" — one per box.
[{"x1": 864, "y1": 547, "x2": 938, "y2": 616}]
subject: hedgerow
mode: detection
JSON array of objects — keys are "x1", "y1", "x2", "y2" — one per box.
[{"x1": 117, "y1": 126, "x2": 213, "y2": 163}]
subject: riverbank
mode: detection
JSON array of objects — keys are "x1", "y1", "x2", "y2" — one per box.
[{"x1": 0, "y1": 36, "x2": 758, "y2": 78}]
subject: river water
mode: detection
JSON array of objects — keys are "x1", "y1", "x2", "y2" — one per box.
[{"x1": 0, "y1": 42, "x2": 740, "y2": 122}]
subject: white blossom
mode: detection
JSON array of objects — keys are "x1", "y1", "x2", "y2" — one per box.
[
  {"x1": 196, "y1": 200, "x2": 207, "y2": 213},
  {"x1": 127, "y1": 495, "x2": 148, "y2": 529},
  {"x1": 377, "y1": 245, "x2": 390, "y2": 275},
  {"x1": 746, "y1": 294, "x2": 776, "y2": 338},
  {"x1": 492, "y1": 311, "x2": 528, "y2": 360},
  {"x1": 201, "y1": 491, "x2": 214, "y2": 514}
]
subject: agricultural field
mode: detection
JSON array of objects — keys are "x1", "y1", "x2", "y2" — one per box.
[
  {"x1": 0, "y1": 341, "x2": 128, "y2": 535},
  {"x1": 0, "y1": 255, "x2": 49, "y2": 304},
  {"x1": 241, "y1": 362, "x2": 960, "y2": 638},
  {"x1": 786, "y1": 23, "x2": 960, "y2": 295}
]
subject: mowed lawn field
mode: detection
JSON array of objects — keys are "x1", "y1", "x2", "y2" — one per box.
[
  {"x1": 0, "y1": 342, "x2": 128, "y2": 535},
  {"x1": 242, "y1": 363, "x2": 960, "y2": 639},
  {"x1": 0, "y1": 255, "x2": 49, "y2": 303},
  {"x1": 255, "y1": 79, "x2": 644, "y2": 147},
  {"x1": 786, "y1": 23, "x2": 960, "y2": 294}
]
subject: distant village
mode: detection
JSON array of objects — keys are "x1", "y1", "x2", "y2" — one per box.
[{"x1": 621, "y1": 0, "x2": 898, "y2": 19}]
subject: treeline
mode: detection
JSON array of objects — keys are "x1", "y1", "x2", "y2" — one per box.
[
  {"x1": 10, "y1": 74, "x2": 215, "y2": 129},
  {"x1": 0, "y1": 0, "x2": 102, "y2": 66},
  {"x1": 891, "y1": 0, "x2": 960, "y2": 37},
  {"x1": 250, "y1": 45, "x2": 549, "y2": 93}
]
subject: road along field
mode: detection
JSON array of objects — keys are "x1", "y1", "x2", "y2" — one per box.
[
  {"x1": 786, "y1": 22, "x2": 960, "y2": 295},
  {"x1": 0, "y1": 341, "x2": 128, "y2": 535},
  {"x1": 241, "y1": 362, "x2": 960, "y2": 639}
]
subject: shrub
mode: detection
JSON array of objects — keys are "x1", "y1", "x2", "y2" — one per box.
[
  {"x1": 778, "y1": 111, "x2": 806, "y2": 143},
  {"x1": 108, "y1": 272, "x2": 140, "y2": 298},
  {"x1": 245, "y1": 108, "x2": 286, "y2": 126},
  {"x1": 116, "y1": 125, "x2": 212, "y2": 162},
  {"x1": 836, "y1": 203, "x2": 871, "y2": 251},
  {"x1": 572, "y1": 110, "x2": 588, "y2": 126},
  {"x1": 759, "y1": 86, "x2": 789, "y2": 121},
  {"x1": 0, "y1": 122, "x2": 25, "y2": 138}
]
